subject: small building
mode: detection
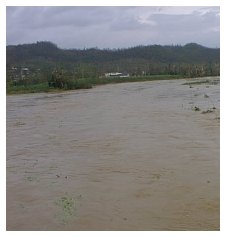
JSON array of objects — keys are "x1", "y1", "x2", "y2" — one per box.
[{"x1": 105, "y1": 72, "x2": 129, "y2": 78}]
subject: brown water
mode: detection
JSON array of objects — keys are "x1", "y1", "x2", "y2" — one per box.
[{"x1": 6, "y1": 78, "x2": 220, "y2": 230}]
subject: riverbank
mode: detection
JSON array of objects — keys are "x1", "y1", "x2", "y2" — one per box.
[{"x1": 7, "y1": 74, "x2": 187, "y2": 94}]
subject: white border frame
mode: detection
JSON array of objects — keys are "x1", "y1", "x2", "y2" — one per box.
[{"x1": 1, "y1": 1, "x2": 224, "y2": 236}]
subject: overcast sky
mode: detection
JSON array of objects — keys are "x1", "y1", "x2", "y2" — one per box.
[{"x1": 6, "y1": 6, "x2": 220, "y2": 49}]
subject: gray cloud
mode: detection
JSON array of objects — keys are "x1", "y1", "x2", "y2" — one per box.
[
  {"x1": 145, "y1": 10, "x2": 219, "y2": 45},
  {"x1": 6, "y1": 6, "x2": 220, "y2": 49}
]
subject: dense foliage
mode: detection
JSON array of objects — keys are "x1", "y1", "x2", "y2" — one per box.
[{"x1": 6, "y1": 41, "x2": 220, "y2": 91}]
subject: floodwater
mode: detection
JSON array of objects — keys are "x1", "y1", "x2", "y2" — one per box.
[{"x1": 6, "y1": 77, "x2": 220, "y2": 230}]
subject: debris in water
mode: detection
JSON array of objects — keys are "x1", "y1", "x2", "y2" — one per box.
[
  {"x1": 192, "y1": 106, "x2": 200, "y2": 111},
  {"x1": 201, "y1": 109, "x2": 213, "y2": 114}
]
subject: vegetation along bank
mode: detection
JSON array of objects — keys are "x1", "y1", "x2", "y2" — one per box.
[{"x1": 6, "y1": 41, "x2": 220, "y2": 94}]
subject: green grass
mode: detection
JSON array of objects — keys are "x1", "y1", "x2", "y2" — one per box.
[
  {"x1": 7, "y1": 82, "x2": 51, "y2": 94},
  {"x1": 182, "y1": 80, "x2": 210, "y2": 86},
  {"x1": 87, "y1": 74, "x2": 185, "y2": 85},
  {"x1": 7, "y1": 75, "x2": 185, "y2": 94}
]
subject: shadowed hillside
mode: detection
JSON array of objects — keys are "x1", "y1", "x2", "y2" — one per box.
[
  {"x1": 7, "y1": 41, "x2": 219, "y2": 65},
  {"x1": 6, "y1": 41, "x2": 220, "y2": 93}
]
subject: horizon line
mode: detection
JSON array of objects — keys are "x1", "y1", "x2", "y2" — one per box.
[{"x1": 6, "y1": 41, "x2": 220, "y2": 50}]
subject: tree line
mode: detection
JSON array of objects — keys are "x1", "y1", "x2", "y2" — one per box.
[{"x1": 6, "y1": 41, "x2": 220, "y2": 88}]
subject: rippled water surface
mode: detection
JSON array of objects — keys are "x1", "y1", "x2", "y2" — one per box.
[{"x1": 7, "y1": 78, "x2": 220, "y2": 230}]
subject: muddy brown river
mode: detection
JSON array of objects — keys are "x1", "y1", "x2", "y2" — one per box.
[{"x1": 6, "y1": 77, "x2": 220, "y2": 230}]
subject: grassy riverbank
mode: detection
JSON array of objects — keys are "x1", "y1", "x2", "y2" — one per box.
[{"x1": 7, "y1": 74, "x2": 185, "y2": 94}]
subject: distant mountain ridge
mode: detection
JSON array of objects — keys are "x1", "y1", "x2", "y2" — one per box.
[
  {"x1": 6, "y1": 41, "x2": 220, "y2": 81},
  {"x1": 6, "y1": 41, "x2": 220, "y2": 65}
]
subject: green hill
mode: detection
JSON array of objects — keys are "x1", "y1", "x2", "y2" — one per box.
[
  {"x1": 7, "y1": 41, "x2": 219, "y2": 65},
  {"x1": 6, "y1": 41, "x2": 220, "y2": 92}
]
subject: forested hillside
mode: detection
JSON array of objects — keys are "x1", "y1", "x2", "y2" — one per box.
[
  {"x1": 7, "y1": 41, "x2": 219, "y2": 65},
  {"x1": 6, "y1": 41, "x2": 220, "y2": 90}
]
